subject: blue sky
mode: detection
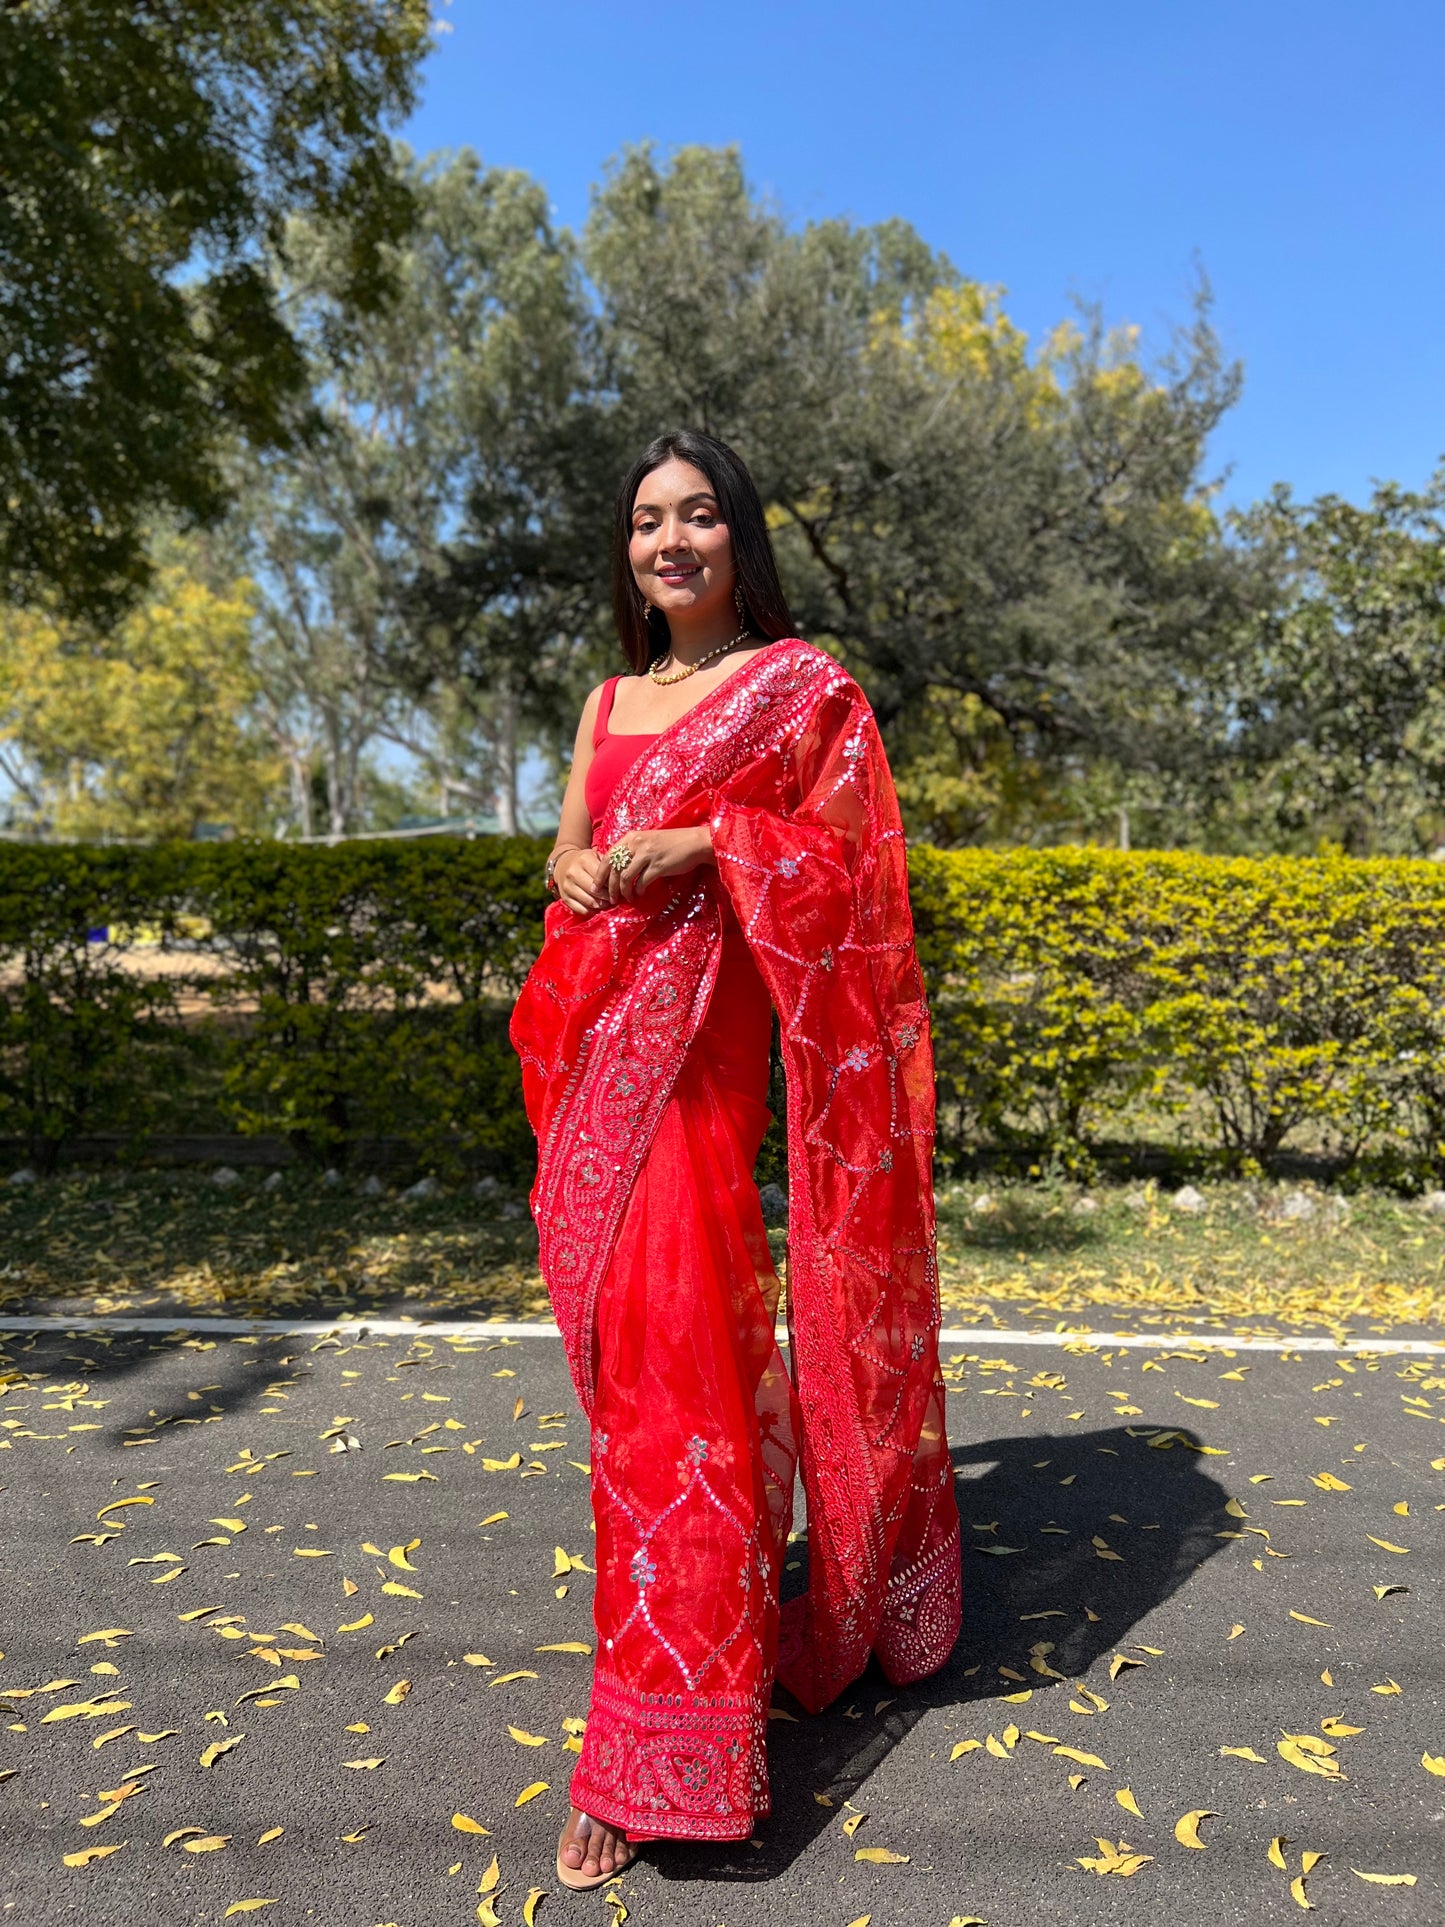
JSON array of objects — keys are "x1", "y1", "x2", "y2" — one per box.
[{"x1": 406, "y1": 0, "x2": 1443, "y2": 511}]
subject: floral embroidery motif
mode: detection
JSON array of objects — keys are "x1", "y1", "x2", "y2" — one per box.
[{"x1": 844, "y1": 1045, "x2": 870, "y2": 1073}]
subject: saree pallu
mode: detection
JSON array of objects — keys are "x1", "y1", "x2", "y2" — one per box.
[{"x1": 510, "y1": 639, "x2": 961, "y2": 1840}]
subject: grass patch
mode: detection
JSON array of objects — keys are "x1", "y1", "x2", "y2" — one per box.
[
  {"x1": 4, "y1": 1170, "x2": 1443, "y2": 1337},
  {"x1": 935, "y1": 1178, "x2": 1445, "y2": 1336}
]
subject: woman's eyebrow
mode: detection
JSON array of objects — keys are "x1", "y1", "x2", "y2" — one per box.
[{"x1": 632, "y1": 492, "x2": 720, "y2": 517}]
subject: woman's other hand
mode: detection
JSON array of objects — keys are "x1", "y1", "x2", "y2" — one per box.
[
  {"x1": 554, "y1": 847, "x2": 611, "y2": 917},
  {"x1": 606, "y1": 825, "x2": 714, "y2": 903}
]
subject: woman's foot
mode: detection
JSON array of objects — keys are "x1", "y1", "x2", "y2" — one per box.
[{"x1": 558, "y1": 1806, "x2": 636, "y2": 1885}]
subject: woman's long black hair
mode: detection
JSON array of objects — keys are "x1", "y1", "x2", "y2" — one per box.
[{"x1": 611, "y1": 429, "x2": 796, "y2": 673}]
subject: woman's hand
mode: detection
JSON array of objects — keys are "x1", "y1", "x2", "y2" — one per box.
[
  {"x1": 553, "y1": 847, "x2": 610, "y2": 917},
  {"x1": 605, "y1": 825, "x2": 714, "y2": 903}
]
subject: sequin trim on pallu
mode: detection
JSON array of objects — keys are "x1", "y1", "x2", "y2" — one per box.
[{"x1": 570, "y1": 1672, "x2": 769, "y2": 1840}]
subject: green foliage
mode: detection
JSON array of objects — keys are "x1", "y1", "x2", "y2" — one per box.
[
  {"x1": 9, "y1": 839, "x2": 1445, "y2": 1186},
  {"x1": 0, "y1": 0, "x2": 432, "y2": 620},
  {"x1": 1224, "y1": 470, "x2": 1445, "y2": 853},
  {"x1": 0, "y1": 562, "x2": 279, "y2": 838},
  {"x1": 0, "y1": 846, "x2": 188, "y2": 1168},
  {"x1": 911, "y1": 845, "x2": 1445, "y2": 1175},
  {"x1": 0, "y1": 837, "x2": 549, "y2": 1179}
]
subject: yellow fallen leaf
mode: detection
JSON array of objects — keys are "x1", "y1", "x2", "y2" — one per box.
[
  {"x1": 1288, "y1": 1612, "x2": 1331, "y2": 1627},
  {"x1": 338, "y1": 1614, "x2": 373, "y2": 1632},
  {"x1": 951, "y1": 1739, "x2": 982, "y2": 1759},
  {"x1": 1177, "y1": 1395, "x2": 1219, "y2": 1408},
  {"x1": 854, "y1": 1847, "x2": 909, "y2": 1863},
  {"x1": 477, "y1": 1901, "x2": 501, "y2": 1927},
  {"x1": 1373, "y1": 1584, "x2": 1409, "y2": 1599},
  {"x1": 200, "y1": 1735, "x2": 243, "y2": 1767},
  {"x1": 478, "y1": 1512, "x2": 509, "y2": 1526},
  {"x1": 41, "y1": 1697, "x2": 132, "y2": 1724},
  {"x1": 224, "y1": 1905, "x2": 278, "y2": 1917},
  {"x1": 1301, "y1": 1851, "x2": 1325, "y2": 1874},
  {"x1": 842, "y1": 1811, "x2": 867, "y2": 1838},
  {"x1": 985, "y1": 1735, "x2": 1009, "y2": 1759},
  {"x1": 845, "y1": 1918, "x2": 872, "y2": 1927},
  {"x1": 1422, "y1": 1753, "x2": 1445, "y2": 1776},
  {"x1": 1281, "y1": 1732, "x2": 1336, "y2": 1756},
  {"x1": 535, "y1": 1643, "x2": 591, "y2": 1655},
  {"x1": 1352, "y1": 1871, "x2": 1416, "y2": 1886},
  {"x1": 508, "y1": 1726, "x2": 547, "y2": 1747},
  {"x1": 1174, "y1": 1809, "x2": 1215, "y2": 1850},
  {"x1": 1371, "y1": 1679, "x2": 1402, "y2": 1695},
  {"x1": 341, "y1": 1758, "x2": 384, "y2": 1769},
  {"x1": 452, "y1": 1814, "x2": 490, "y2": 1834},
  {"x1": 292, "y1": 1547, "x2": 333, "y2": 1557},
  {"x1": 91, "y1": 1726, "x2": 134, "y2": 1749},
  {"x1": 522, "y1": 1889, "x2": 545, "y2": 1926},
  {"x1": 1115, "y1": 1789, "x2": 1142, "y2": 1818},
  {"x1": 1268, "y1": 1835, "x2": 1292, "y2": 1869},
  {"x1": 483, "y1": 1455, "x2": 522, "y2": 1472},
  {"x1": 258, "y1": 1828, "x2": 284, "y2": 1844},
  {"x1": 62, "y1": 1844, "x2": 125, "y2": 1867},
  {"x1": 381, "y1": 1582, "x2": 422, "y2": 1599},
  {"x1": 491, "y1": 1671, "x2": 539, "y2": 1687},
  {"x1": 514, "y1": 1782, "x2": 548, "y2": 1807},
  {"x1": 1077, "y1": 1838, "x2": 1153, "y2": 1877},
  {"x1": 1366, "y1": 1537, "x2": 1409, "y2": 1555},
  {"x1": 77, "y1": 1629, "x2": 132, "y2": 1647},
  {"x1": 1054, "y1": 1747, "x2": 1107, "y2": 1770},
  {"x1": 1319, "y1": 1718, "x2": 1363, "y2": 1737},
  {"x1": 1278, "y1": 1740, "x2": 1342, "y2": 1777},
  {"x1": 1290, "y1": 1874, "x2": 1314, "y2": 1909},
  {"x1": 383, "y1": 1472, "x2": 437, "y2": 1483},
  {"x1": 477, "y1": 1854, "x2": 501, "y2": 1894},
  {"x1": 184, "y1": 1835, "x2": 231, "y2": 1854},
  {"x1": 1108, "y1": 1655, "x2": 1144, "y2": 1681},
  {"x1": 382, "y1": 1680, "x2": 411, "y2": 1705},
  {"x1": 1310, "y1": 1472, "x2": 1351, "y2": 1491},
  {"x1": 463, "y1": 1654, "x2": 493, "y2": 1668},
  {"x1": 96, "y1": 1497, "x2": 153, "y2": 1516},
  {"x1": 388, "y1": 1540, "x2": 421, "y2": 1571},
  {"x1": 1221, "y1": 1746, "x2": 1268, "y2": 1763},
  {"x1": 1227, "y1": 1624, "x2": 1245, "y2": 1640}
]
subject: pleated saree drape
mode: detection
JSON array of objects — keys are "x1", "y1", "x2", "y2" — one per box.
[{"x1": 510, "y1": 639, "x2": 961, "y2": 1841}]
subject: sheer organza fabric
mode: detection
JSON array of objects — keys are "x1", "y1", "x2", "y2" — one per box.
[{"x1": 510, "y1": 640, "x2": 961, "y2": 1840}]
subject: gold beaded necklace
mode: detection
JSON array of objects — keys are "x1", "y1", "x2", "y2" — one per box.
[{"x1": 647, "y1": 627, "x2": 751, "y2": 687}]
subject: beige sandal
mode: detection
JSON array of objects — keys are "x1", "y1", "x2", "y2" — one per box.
[{"x1": 556, "y1": 1811, "x2": 634, "y2": 1891}]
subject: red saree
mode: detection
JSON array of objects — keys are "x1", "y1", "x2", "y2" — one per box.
[{"x1": 509, "y1": 639, "x2": 961, "y2": 1840}]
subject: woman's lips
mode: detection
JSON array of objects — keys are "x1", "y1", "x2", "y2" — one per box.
[{"x1": 657, "y1": 566, "x2": 700, "y2": 584}]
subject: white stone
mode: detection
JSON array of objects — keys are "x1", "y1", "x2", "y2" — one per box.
[
  {"x1": 499, "y1": 1197, "x2": 530, "y2": 1221},
  {"x1": 972, "y1": 1192, "x2": 995, "y2": 1214},
  {"x1": 1072, "y1": 1195, "x2": 1098, "y2": 1215},
  {"x1": 210, "y1": 1166, "x2": 241, "y2": 1189},
  {"x1": 1419, "y1": 1190, "x2": 1445, "y2": 1216},
  {"x1": 262, "y1": 1170, "x2": 285, "y2": 1193},
  {"x1": 6, "y1": 1167, "x2": 37, "y2": 1187},
  {"x1": 321, "y1": 1167, "x2": 344, "y2": 1188},
  {"x1": 1171, "y1": 1184, "x2": 1206, "y2": 1214},
  {"x1": 472, "y1": 1176, "x2": 503, "y2": 1202},
  {"x1": 403, "y1": 1175, "x2": 441, "y2": 1201},
  {"x1": 360, "y1": 1174, "x2": 385, "y2": 1198},
  {"x1": 1279, "y1": 1190, "x2": 1316, "y2": 1221}
]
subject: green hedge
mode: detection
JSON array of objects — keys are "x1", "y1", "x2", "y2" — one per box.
[
  {"x1": 0, "y1": 838, "x2": 549, "y2": 1174},
  {"x1": 912, "y1": 846, "x2": 1445, "y2": 1177},
  {"x1": 4, "y1": 838, "x2": 1445, "y2": 1181}
]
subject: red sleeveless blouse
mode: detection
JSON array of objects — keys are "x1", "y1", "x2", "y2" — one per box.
[{"x1": 584, "y1": 676, "x2": 659, "y2": 821}]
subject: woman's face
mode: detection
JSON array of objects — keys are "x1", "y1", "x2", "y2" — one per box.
[{"x1": 628, "y1": 458, "x2": 736, "y2": 624}]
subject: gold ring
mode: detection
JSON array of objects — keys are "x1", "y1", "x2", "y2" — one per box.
[{"x1": 608, "y1": 844, "x2": 634, "y2": 875}]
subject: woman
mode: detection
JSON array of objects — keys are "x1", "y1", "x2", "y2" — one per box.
[{"x1": 510, "y1": 430, "x2": 960, "y2": 1889}]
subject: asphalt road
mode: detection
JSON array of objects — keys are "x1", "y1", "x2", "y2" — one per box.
[{"x1": 1, "y1": 1319, "x2": 1442, "y2": 1927}]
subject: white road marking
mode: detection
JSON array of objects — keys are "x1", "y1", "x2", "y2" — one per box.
[{"x1": 2, "y1": 1314, "x2": 1444, "y2": 1356}]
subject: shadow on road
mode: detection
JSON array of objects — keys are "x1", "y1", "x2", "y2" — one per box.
[{"x1": 649, "y1": 1421, "x2": 1231, "y2": 1884}]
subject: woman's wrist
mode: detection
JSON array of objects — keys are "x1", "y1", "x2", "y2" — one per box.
[{"x1": 547, "y1": 844, "x2": 583, "y2": 893}]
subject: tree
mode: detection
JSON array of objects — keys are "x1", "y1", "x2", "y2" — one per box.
[
  {"x1": 1225, "y1": 470, "x2": 1445, "y2": 854},
  {"x1": 585, "y1": 146, "x2": 1267, "y2": 835},
  {"x1": 0, "y1": 0, "x2": 432, "y2": 622},
  {"x1": 0, "y1": 561, "x2": 278, "y2": 839},
  {"x1": 230, "y1": 148, "x2": 606, "y2": 833}
]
